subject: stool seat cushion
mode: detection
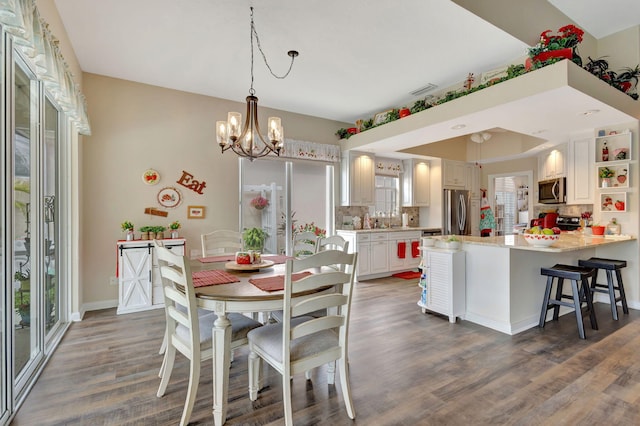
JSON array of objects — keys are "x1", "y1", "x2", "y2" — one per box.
[
  {"x1": 578, "y1": 257, "x2": 626, "y2": 270},
  {"x1": 541, "y1": 264, "x2": 594, "y2": 280}
]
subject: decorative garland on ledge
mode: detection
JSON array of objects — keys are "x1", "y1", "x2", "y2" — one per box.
[{"x1": 336, "y1": 56, "x2": 639, "y2": 140}]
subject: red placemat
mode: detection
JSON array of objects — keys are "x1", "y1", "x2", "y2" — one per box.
[
  {"x1": 198, "y1": 254, "x2": 236, "y2": 263},
  {"x1": 249, "y1": 272, "x2": 312, "y2": 292},
  {"x1": 192, "y1": 270, "x2": 240, "y2": 287}
]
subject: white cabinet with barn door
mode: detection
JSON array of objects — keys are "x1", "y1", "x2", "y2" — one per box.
[{"x1": 117, "y1": 239, "x2": 186, "y2": 314}]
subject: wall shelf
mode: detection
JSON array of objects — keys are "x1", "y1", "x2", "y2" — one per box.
[
  {"x1": 599, "y1": 192, "x2": 627, "y2": 213},
  {"x1": 595, "y1": 131, "x2": 632, "y2": 164},
  {"x1": 597, "y1": 163, "x2": 629, "y2": 189}
]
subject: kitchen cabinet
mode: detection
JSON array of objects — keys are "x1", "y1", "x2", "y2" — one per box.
[
  {"x1": 341, "y1": 150, "x2": 375, "y2": 206},
  {"x1": 402, "y1": 159, "x2": 430, "y2": 206},
  {"x1": 336, "y1": 232, "x2": 387, "y2": 278},
  {"x1": 117, "y1": 239, "x2": 186, "y2": 314},
  {"x1": 466, "y1": 164, "x2": 481, "y2": 199},
  {"x1": 470, "y1": 198, "x2": 480, "y2": 236},
  {"x1": 418, "y1": 248, "x2": 465, "y2": 323},
  {"x1": 388, "y1": 230, "x2": 421, "y2": 271},
  {"x1": 443, "y1": 160, "x2": 466, "y2": 188},
  {"x1": 538, "y1": 144, "x2": 566, "y2": 180},
  {"x1": 566, "y1": 138, "x2": 594, "y2": 204}
]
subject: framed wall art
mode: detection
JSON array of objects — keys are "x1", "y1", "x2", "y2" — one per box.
[
  {"x1": 187, "y1": 205, "x2": 205, "y2": 219},
  {"x1": 373, "y1": 109, "x2": 393, "y2": 126}
]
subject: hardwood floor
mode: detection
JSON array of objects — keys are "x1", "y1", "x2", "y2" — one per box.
[{"x1": 12, "y1": 276, "x2": 640, "y2": 425}]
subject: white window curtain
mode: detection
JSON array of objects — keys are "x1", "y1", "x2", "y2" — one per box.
[
  {"x1": 280, "y1": 138, "x2": 340, "y2": 163},
  {"x1": 0, "y1": 0, "x2": 91, "y2": 134}
]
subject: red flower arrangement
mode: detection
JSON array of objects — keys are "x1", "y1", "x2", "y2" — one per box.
[
  {"x1": 529, "y1": 24, "x2": 584, "y2": 57},
  {"x1": 250, "y1": 195, "x2": 269, "y2": 210}
]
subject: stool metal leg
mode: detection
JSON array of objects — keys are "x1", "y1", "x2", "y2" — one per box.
[
  {"x1": 539, "y1": 276, "x2": 554, "y2": 328},
  {"x1": 582, "y1": 277, "x2": 598, "y2": 331},
  {"x1": 616, "y1": 269, "x2": 629, "y2": 314},
  {"x1": 605, "y1": 270, "x2": 619, "y2": 320},
  {"x1": 553, "y1": 278, "x2": 564, "y2": 321},
  {"x1": 570, "y1": 279, "x2": 586, "y2": 339}
]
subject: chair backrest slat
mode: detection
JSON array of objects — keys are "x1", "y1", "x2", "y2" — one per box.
[{"x1": 201, "y1": 229, "x2": 243, "y2": 257}]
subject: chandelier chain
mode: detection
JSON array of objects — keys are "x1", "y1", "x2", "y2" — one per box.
[{"x1": 249, "y1": 7, "x2": 296, "y2": 95}]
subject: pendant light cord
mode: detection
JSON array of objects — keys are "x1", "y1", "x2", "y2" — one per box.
[{"x1": 249, "y1": 7, "x2": 298, "y2": 95}]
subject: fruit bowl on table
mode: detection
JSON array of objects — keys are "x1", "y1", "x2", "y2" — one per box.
[{"x1": 523, "y1": 233, "x2": 560, "y2": 247}]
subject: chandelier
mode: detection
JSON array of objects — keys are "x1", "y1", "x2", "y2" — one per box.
[{"x1": 217, "y1": 7, "x2": 298, "y2": 161}]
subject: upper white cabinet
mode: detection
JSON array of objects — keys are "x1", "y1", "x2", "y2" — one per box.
[
  {"x1": 443, "y1": 160, "x2": 466, "y2": 188},
  {"x1": 341, "y1": 151, "x2": 375, "y2": 206},
  {"x1": 566, "y1": 138, "x2": 595, "y2": 205},
  {"x1": 538, "y1": 145, "x2": 566, "y2": 180},
  {"x1": 402, "y1": 159, "x2": 430, "y2": 206},
  {"x1": 466, "y1": 164, "x2": 481, "y2": 199}
]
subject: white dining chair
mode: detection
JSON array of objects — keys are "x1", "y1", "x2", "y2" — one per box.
[
  {"x1": 247, "y1": 249, "x2": 358, "y2": 425},
  {"x1": 201, "y1": 229, "x2": 243, "y2": 257},
  {"x1": 154, "y1": 243, "x2": 262, "y2": 426},
  {"x1": 315, "y1": 234, "x2": 349, "y2": 254},
  {"x1": 293, "y1": 231, "x2": 319, "y2": 258}
]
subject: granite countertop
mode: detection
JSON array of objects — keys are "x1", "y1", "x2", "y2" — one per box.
[
  {"x1": 426, "y1": 233, "x2": 636, "y2": 253},
  {"x1": 337, "y1": 227, "x2": 441, "y2": 233}
]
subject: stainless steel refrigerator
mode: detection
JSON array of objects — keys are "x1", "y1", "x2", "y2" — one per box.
[{"x1": 442, "y1": 189, "x2": 471, "y2": 235}]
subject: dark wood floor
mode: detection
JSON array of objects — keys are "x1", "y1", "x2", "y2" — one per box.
[{"x1": 12, "y1": 276, "x2": 640, "y2": 425}]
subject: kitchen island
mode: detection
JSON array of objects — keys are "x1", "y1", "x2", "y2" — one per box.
[{"x1": 432, "y1": 233, "x2": 637, "y2": 335}]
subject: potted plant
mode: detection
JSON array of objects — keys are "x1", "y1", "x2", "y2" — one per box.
[
  {"x1": 243, "y1": 227, "x2": 267, "y2": 252},
  {"x1": 121, "y1": 221, "x2": 134, "y2": 240},
  {"x1": 139, "y1": 226, "x2": 152, "y2": 240},
  {"x1": 250, "y1": 195, "x2": 269, "y2": 210},
  {"x1": 153, "y1": 226, "x2": 166, "y2": 240},
  {"x1": 527, "y1": 24, "x2": 584, "y2": 70},
  {"x1": 168, "y1": 220, "x2": 181, "y2": 238},
  {"x1": 14, "y1": 268, "x2": 30, "y2": 291},
  {"x1": 15, "y1": 296, "x2": 30, "y2": 327},
  {"x1": 599, "y1": 167, "x2": 615, "y2": 187},
  {"x1": 613, "y1": 65, "x2": 640, "y2": 93}
]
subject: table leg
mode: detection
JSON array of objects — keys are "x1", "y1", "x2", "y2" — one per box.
[{"x1": 212, "y1": 309, "x2": 232, "y2": 426}]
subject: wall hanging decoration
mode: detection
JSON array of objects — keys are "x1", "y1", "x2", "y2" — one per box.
[
  {"x1": 142, "y1": 168, "x2": 160, "y2": 185},
  {"x1": 188, "y1": 206, "x2": 205, "y2": 219},
  {"x1": 157, "y1": 187, "x2": 182, "y2": 208},
  {"x1": 176, "y1": 170, "x2": 207, "y2": 194},
  {"x1": 144, "y1": 207, "x2": 168, "y2": 217}
]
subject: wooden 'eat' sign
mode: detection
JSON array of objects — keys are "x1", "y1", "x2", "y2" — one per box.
[
  {"x1": 144, "y1": 207, "x2": 168, "y2": 217},
  {"x1": 177, "y1": 170, "x2": 206, "y2": 194}
]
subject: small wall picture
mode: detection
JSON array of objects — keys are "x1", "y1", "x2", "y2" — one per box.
[
  {"x1": 187, "y1": 205, "x2": 205, "y2": 219},
  {"x1": 373, "y1": 109, "x2": 393, "y2": 126}
]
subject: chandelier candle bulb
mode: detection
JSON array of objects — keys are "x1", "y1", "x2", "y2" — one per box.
[{"x1": 228, "y1": 112, "x2": 241, "y2": 140}]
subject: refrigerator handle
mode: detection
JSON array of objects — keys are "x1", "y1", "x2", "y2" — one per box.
[{"x1": 458, "y1": 194, "x2": 466, "y2": 231}]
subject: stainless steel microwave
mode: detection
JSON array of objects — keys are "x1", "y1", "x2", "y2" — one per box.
[{"x1": 538, "y1": 177, "x2": 566, "y2": 204}]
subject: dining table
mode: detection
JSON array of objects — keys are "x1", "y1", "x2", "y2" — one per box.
[{"x1": 190, "y1": 253, "x2": 327, "y2": 426}]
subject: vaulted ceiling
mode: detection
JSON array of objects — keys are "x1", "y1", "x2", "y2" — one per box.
[{"x1": 53, "y1": 0, "x2": 640, "y2": 126}]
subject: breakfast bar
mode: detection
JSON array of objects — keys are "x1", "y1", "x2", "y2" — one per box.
[{"x1": 440, "y1": 234, "x2": 637, "y2": 335}]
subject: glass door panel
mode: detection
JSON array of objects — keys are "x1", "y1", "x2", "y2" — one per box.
[
  {"x1": 43, "y1": 97, "x2": 59, "y2": 335},
  {"x1": 12, "y1": 57, "x2": 40, "y2": 388},
  {"x1": 241, "y1": 158, "x2": 286, "y2": 254}
]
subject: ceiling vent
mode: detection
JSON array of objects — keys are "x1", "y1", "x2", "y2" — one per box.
[{"x1": 409, "y1": 83, "x2": 438, "y2": 97}]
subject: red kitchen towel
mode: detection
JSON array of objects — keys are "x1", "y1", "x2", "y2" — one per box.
[
  {"x1": 397, "y1": 242, "x2": 406, "y2": 259},
  {"x1": 411, "y1": 241, "x2": 420, "y2": 258},
  {"x1": 198, "y1": 254, "x2": 236, "y2": 263},
  {"x1": 192, "y1": 270, "x2": 240, "y2": 287},
  {"x1": 249, "y1": 272, "x2": 313, "y2": 292}
]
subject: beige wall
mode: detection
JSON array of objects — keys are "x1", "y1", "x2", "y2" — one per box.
[{"x1": 81, "y1": 73, "x2": 347, "y2": 307}]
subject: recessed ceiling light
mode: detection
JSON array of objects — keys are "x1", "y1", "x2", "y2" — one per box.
[
  {"x1": 451, "y1": 124, "x2": 466, "y2": 130},
  {"x1": 580, "y1": 109, "x2": 600, "y2": 116},
  {"x1": 531, "y1": 129, "x2": 547, "y2": 135}
]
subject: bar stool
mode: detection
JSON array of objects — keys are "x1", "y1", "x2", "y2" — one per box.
[
  {"x1": 539, "y1": 264, "x2": 597, "y2": 339},
  {"x1": 578, "y1": 257, "x2": 628, "y2": 320}
]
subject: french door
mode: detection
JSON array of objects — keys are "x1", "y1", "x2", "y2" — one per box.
[{"x1": 6, "y1": 45, "x2": 65, "y2": 412}]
